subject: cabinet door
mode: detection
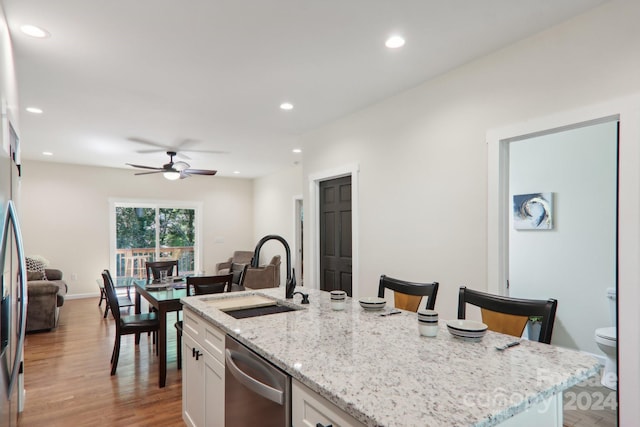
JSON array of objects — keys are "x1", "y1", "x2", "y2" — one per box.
[
  {"x1": 183, "y1": 333, "x2": 205, "y2": 427},
  {"x1": 204, "y1": 351, "x2": 225, "y2": 427},
  {"x1": 292, "y1": 379, "x2": 365, "y2": 427}
]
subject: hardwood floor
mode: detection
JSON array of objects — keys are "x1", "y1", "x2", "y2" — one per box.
[{"x1": 19, "y1": 298, "x2": 184, "y2": 426}]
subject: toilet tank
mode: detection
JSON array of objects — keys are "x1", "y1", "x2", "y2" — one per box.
[{"x1": 607, "y1": 287, "x2": 616, "y2": 326}]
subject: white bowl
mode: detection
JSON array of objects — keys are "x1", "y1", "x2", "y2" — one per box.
[
  {"x1": 446, "y1": 320, "x2": 488, "y2": 341},
  {"x1": 359, "y1": 297, "x2": 386, "y2": 310}
]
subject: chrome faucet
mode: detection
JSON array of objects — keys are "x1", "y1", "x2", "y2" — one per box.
[{"x1": 252, "y1": 234, "x2": 297, "y2": 299}]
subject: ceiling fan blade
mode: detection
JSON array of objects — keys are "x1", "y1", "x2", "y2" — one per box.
[
  {"x1": 130, "y1": 137, "x2": 229, "y2": 156},
  {"x1": 126, "y1": 163, "x2": 164, "y2": 171},
  {"x1": 136, "y1": 148, "x2": 167, "y2": 154},
  {"x1": 183, "y1": 168, "x2": 217, "y2": 176},
  {"x1": 134, "y1": 170, "x2": 165, "y2": 176},
  {"x1": 128, "y1": 137, "x2": 166, "y2": 148}
]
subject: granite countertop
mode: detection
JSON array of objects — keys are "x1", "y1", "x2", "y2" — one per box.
[{"x1": 181, "y1": 288, "x2": 599, "y2": 427}]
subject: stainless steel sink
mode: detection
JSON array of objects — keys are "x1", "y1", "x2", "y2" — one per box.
[{"x1": 224, "y1": 304, "x2": 299, "y2": 319}]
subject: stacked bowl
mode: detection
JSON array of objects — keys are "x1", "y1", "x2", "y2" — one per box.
[
  {"x1": 358, "y1": 297, "x2": 387, "y2": 311},
  {"x1": 446, "y1": 320, "x2": 488, "y2": 341}
]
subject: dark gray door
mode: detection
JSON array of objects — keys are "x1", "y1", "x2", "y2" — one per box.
[{"x1": 319, "y1": 176, "x2": 352, "y2": 295}]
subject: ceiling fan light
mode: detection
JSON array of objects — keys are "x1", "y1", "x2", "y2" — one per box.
[{"x1": 163, "y1": 171, "x2": 180, "y2": 180}]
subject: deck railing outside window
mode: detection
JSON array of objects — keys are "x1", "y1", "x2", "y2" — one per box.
[{"x1": 116, "y1": 247, "x2": 195, "y2": 278}]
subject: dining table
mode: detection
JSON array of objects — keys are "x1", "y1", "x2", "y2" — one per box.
[{"x1": 134, "y1": 277, "x2": 187, "y2": 388}]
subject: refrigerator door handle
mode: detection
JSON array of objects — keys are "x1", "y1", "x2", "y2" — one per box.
[{"x1": 4, "y1": 201, "x2": 27, "y2": 396}]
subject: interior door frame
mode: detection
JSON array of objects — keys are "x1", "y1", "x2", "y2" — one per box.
[
  {"x1": 307, "y1": 163, "x2": 359, "y2": 298},
  {"x1": 489, "y1": 114, "x2": 619, "y2": 296},
  {"x1": 292, "y1": 194, "x2": 303, "y2": 286},
  {"x1": 486, "y1": 94, "x2": 640, "y2": 425}
]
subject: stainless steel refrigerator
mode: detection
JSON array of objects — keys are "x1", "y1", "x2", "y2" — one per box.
[{"x1": 0, "y1": 118, "x2": 26, "y2": 426}]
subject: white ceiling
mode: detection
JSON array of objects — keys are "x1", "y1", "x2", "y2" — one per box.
[{"x1": 2, "y1": 0, "x2": 606, "y2": 178}]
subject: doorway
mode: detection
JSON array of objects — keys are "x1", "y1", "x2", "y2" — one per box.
[
  {"x1": 308, "y1": 163, "x2": 359, "y2": 297},
  {"x1": 319, "y1": 176, "x2": 353, "y2": 295},
  {"x1": 487, "y1": 96, "x2": 640, "y2": 426},
  {"x1": 294, "y1": 197, "x2": 304, "y2": 286},
  {"x1": 507, "y1": 120, "x2": 618, "y2": 354}
]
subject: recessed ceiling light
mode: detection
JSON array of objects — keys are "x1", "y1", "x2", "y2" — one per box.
[
  {"x1": 385, "y1": 35, "x2": 405, "y2": 49},
  {"x1": 42, "y1": 152, "x2": 53, "y2": 156},
  {"x1": 26, "y1": 107, "x2": 43, "y2": 114},
  {"x1": 280, "y1": 102, "x2": 294, "y2": 111},
  {"x1": 292, "y1": 148, "x2": 302, "y2": 154},
  {"x1": 233, "y1": 171, "x2": 240, "y2": 174},
  {"x1": 20, "y1": 24, "x2": 50, "y2": 38}
]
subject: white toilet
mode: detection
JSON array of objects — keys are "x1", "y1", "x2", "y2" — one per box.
[{"x1": 594, "y1": 287, "x2": 617, "y2": 390}]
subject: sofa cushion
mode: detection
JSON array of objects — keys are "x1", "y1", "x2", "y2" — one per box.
[
  {"x1": 44, "y1": 269, "x2": 63, "y2": 281},
  {"x1": 27, "y1": 270, "x2": 46, "y2": 281}
]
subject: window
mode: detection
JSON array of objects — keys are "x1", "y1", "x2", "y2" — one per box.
[{"x1": 109, "y1": 200, "x2": 202, "y2": 278}]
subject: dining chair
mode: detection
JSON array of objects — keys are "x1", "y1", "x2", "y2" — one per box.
[
  {"x1": 457, "y1": 286, "x2": 558, "y2": 344},
  {"x1": 145, "y1": 260, "x2": 179, "y2": 281},
  {"x1": 102, "y1": 270, "x2": 160, "y2": 375},
  {"x1": 97, "y1": 277, "x2": 134, "y2": 319},
  {"x1": 229, "y1": 263, "x2": 249, "y2": 291},
  {"x1": 378, "y1": 275, "x2": 439, "y2": 312},
  {"x1": 145, "y1": 260, "x2": 179, "y2": 339},
  {"x1": 175, "y1": 273, "x2": 234, "y2": 369}
]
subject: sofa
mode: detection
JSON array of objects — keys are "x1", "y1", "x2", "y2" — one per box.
[
  {"x1": 26, "y1": 268, "x2": 68, "y2": 332},
  {"x1": 244, "y1": 255, "x2": 281, "y2": 289},
  {"x1": 215, "y1": 251, "x2": 254, "y2": 274},
  {"x1": 216, "y1": 251, "x2": 281, "y2": 289}
]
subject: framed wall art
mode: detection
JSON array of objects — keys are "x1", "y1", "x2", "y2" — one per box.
[{"x1": 513, "y1": 192, "x2": 553, "y2": 230}]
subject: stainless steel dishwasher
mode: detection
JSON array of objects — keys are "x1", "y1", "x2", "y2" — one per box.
[{"x1": 225, "y1": 336, "x2": 291, "y2": 426}]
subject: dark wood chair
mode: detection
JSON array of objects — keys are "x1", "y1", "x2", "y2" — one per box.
[
  {"x1": 187, "y1": 273, "x2": 234, "y2": 295},
  {"x1": 145, "y1": 260, "x2": 179, "y2": 281},
  {"x1": 102, "y1": 270, "x2": 159, "y2": 375},
  {"x1": 457, "y1": 286, "x2": 558, "y2": 344},
  {"x1": 98, "y1": 277, "x2": 134, "y2": 319},
  {"x1": 378, "y1": 275, "x2": 439, "y2": 312},
  {"x1": 144, "y1": 260, "x2": 179, "y2": 341},
  {"x1": 229, "y1": 263, "x2": 249, "y2": 291},
  {"x1": 175, "y1": 273, "x2": 234, "y2": 369}
]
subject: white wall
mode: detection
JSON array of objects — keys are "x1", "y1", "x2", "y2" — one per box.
[
  {"x1": 253, "y1": 164, "x2": 303, "y2": 285},
  {"x1": 19, "y1": 160, "x2": 254, "y2": 297},
  {"x1": 509, "y1": 121, "x2": 617, "y2": 354},
  {"x1": 0, "y1": 2, "x2": 19, "y2": 135},
  {"x1": 299, "y1": 0, "x2": 639, "y2": 422},
  {"x1": 302, "y1": 0, "x2": 638, "y2": 321}
]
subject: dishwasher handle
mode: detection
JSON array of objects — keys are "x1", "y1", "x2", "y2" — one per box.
[{"x1": 225, "y1": 349, "x2": 285, "y2": 405}]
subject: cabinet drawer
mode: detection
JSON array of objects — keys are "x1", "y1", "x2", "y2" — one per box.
[
  {"x1": 183, "y1": 308, "x2": 205, "y2": 341},
  {"x1": 202, "y1": 322, "x2": 226, "y2": 364},
  {"x1": 292, "y1": 379, "x2": 365, "y2": 427},
  {"x1": 183, "y1": 308, "x2": 226, "y2": 364}
]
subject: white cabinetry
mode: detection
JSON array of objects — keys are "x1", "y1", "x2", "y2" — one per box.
[
  {"x1": 182, "y1": 308, "x2": 226, "y2": 427},
  {"x1": 292, "y1": 379, "x2": 366, "y2": 427}
]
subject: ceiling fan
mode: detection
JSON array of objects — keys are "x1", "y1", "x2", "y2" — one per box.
[
  {"x1": 126, "y1": 151, "x2": 217, "y2": 180},
  {"x1": 128, "y1": 137, "x2": 229, "y2": 160}
]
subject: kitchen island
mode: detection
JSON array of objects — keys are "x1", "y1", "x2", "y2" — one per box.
[{"x1": 181, "y1": 288, "x2": 599, "y2": 427}]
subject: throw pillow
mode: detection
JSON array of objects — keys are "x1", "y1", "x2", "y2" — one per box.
[{"x1": 26, "y1": 257, "x2": 48, "y2": 280}]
